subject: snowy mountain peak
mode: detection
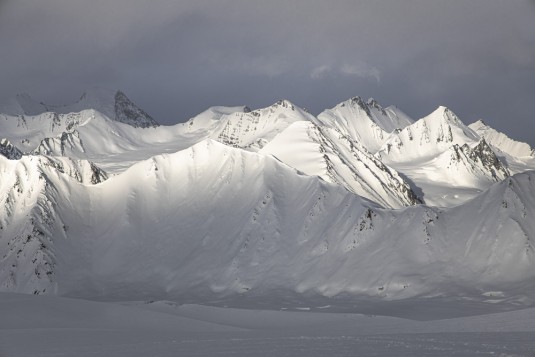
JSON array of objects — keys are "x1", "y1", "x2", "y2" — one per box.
[
  {"x1": 270, "y1": 99, "x2": 296, "y2": 111},
  {"x1": 212, "y1": 101, "x2": 314, "y2": 151},
  {"x1": 72, "y1": 88, "x2": 159, "y2": 128},
  {"x1": 472, "y1": 139, "x2": 509, "y2": 176},
  {"x1": 0, "y1": 139, "x2": 23, "y2": 160},
  {"x1": 260, "y1": 121, "x2": 421, "y2": 208},
  {"x1": 112, "y1": 90, "x2": 159, "y2": 128},
  {"x1": 468, "y1": 120, "x2": 535, "y2": 158},
  {"x1": 366, "y1": 97, "x2": 387, "y2": 115},
  {"x1": 377, "y1": 106, "x2": 479, "y2": 163},
  {"x1": 428, "y1": 106, "x2": 462, "y2": 125},
  {"x1": 445, "y1": 138, "x2": 510, "y2": 182},
  {"x1": 318, "y1": 97, "x2": 414, "y2": 153},
  {"x1": 0, "y1": 88, "x2": 159, "y2": 128},
  {"x1": 334, "y1": 96, "x2": 373, "y2": 117},
  {"x1": 471, "y1": 119, "x2": 487, "y2": 128},
  {"x1": 317, "y1": 97, "x2": 388, "y2": 153}
]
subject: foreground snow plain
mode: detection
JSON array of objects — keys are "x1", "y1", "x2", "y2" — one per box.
[{"x1": 1, "y1": 292, "x2": 535, "y2": 357}]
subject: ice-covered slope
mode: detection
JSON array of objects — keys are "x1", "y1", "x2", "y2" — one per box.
[
  {"x1": 0, "y1": 88, "x2": 159, "y2": 128},
  {"x1": 317, "y1": 97, "x2": 413, "y2": 153},
  {"x1": 469, "y1": 119, "x2": 535, "y2": 158},
  {"x1": 260, "y1": 121, "x2": 420, "y2": 208}
]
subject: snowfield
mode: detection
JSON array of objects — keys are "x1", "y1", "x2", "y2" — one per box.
[
  {"x1": 1, "y1": 293, "x2": 535, "y2": 356},
  {"x1": 2, "y1": 89, "x2": 535, "y2": 355}
]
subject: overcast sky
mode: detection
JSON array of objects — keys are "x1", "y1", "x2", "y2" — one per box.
[{"x1": 1, "y1": 0, "x2": 534, "y2": 144}]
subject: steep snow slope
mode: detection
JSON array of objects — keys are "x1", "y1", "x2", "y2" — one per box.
[
  {"x1": 0, "y1": 101, "x2": 312, "y2": 174},
  {"x1": 0, "y1": 109, "x2": 206, "y2": 173},
  {"x1": 183, "y1": 105, "x2": 250, "y2": 133},
  {"x1": 373, "y1": 107, "x2": 511, "y2": 207},
  {"x1": 210, "y1": 99, "x2": 315, "y2": 151},
  {"x1": 383, "y1": 105, "x2": 415, "y2": 130},
  {"x1": 377, "y1": 106, "x2": 480, "y2": 163},
  {"x1": 2, "y1": 140, "x2": 535, "y2": 309},
  {"x1": 50, "y1": 140, "x2": 372, "y2": 299},
  {"x1": 2, "y1": 90, "x2": 535, "y2": 314},
  {"x1": 260, "y1": 121, "x2": 420, "y2": 208},
  {"x1": 0, "y1": 155, "x2": 106, "y2": 294},
  {"x1": 317, "y1": 97, "x2": 413, "y2": 153},
  {"x1": 469, "y1": 119, "x2": 534, "y2": 158},
  {"x1": 0, "y1": 88, "x2": 158, "y2": 128},
  {"x1": 445, "y1": 171, "x2": 535, "y2": 286},
  {"x1": 382, "y1": 139, "x2": 510, "y2": 207}
]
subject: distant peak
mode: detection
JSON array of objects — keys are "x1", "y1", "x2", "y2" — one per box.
[
  {"x1": 433, "y1": 105, "x2": 449, "y2": 114},
  {"x1": 470, "y1": 119, "x2": 487, "y2": 129},
  {"x1": 367, "y1": 97, "x2": 380, "y2": 107},
  {"x1": 427, "y1": 106, "x2": 462, "y2": 125},
  {"x1": 346, "y1": 96, "x2": 372, "y2": 116},
  {"x1": 350, "y1": 96, "x2": 365, "y2": 106},
  {"x1": 270, "y1": 99, "x2": 295, "y2": 111}
]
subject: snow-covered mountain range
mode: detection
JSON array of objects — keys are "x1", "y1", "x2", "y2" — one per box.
[{"x1": 1, "y1": 89, "x2": 535, "y2": 311}]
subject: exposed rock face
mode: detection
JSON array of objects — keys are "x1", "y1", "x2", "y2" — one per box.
[
  {"x1": 0, "y1": 139, "x2": 23, "y2": 160},
  {"x1": 113, "y1": 91, "x2": 159, "y2": 128}
]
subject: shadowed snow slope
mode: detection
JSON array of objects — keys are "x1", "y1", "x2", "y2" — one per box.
[{"x1": 260, "y1": 121, "x2": 420, "y2": 208}]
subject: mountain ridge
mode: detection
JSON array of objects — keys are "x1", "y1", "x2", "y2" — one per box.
[{"x1": 2, "y1": 90, "x2": 535, "y2": 311}]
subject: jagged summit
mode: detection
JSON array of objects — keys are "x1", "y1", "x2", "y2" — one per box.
[
  {"x1": 317, "y1": 96, "x2": 414, "y2": 154},
  {"x1": 271, "y1": 99, "x2": 296, "y2": 110},
  {"x1": 472, "y1": 119, "x2": 487, "y2": 127},
  {"x1": 210, "y1": 100, "x2": 315, "y2": 151},
  {"x1": 0, "y1": 139, "x2": 23, "y2": 160},
  {"x1": 259, "y1": 121, "x2": 421, "y2": 208},
  {"x1": 377, "y1": 106, "x2": 479, "y2": 163},
  {"x1": 427, "y1": 106, "x2": 463, "y2": 125},
  {"x1": 0, "y1": 88, "x2": 159, "y2": 128}
]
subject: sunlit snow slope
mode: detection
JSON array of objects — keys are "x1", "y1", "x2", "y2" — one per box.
[{"x1": 1, "y1": 90, "x2": 535, "y2": 311}]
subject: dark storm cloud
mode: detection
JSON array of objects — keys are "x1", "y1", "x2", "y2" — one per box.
[{"x1": 1, "y1": 0, "x2": 534, "y2": 144}]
